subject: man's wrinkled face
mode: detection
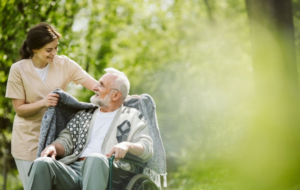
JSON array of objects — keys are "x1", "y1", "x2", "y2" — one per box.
[
  {"x1": 90, "y1": 74, "x2": 117, "y2": 108},
  {"x1": 90, "y1": 90, "x2": 111, "y2": 107}
]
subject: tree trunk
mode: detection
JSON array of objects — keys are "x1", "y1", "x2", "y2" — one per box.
[
  {"x1": 246, "y1": 0, "x2": 298, "y2": 94},
  {"x1": 203, "y1": 0, "x2": 214, "y2": 22},
  {"x1": 238, "y1": 0, "x2": 300, "y2": 189},
  {"x1": 1, "y1": 134, "x2": 8, "y2": 190},
  {"x1": 2, "y1": 150, "x2": 7, "y2": 190}
]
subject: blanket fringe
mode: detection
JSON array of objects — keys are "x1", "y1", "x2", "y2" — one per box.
[
  {"x1": 163, "y1": 173, "x2": 167, "y2": 187},
  {"x1": 143, "y1": 167, "x2": 167, "y2": 189}
]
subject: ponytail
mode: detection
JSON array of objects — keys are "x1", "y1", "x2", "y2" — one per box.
[
  {"x1": 19, "y1": 40, "x2": 33, "y2": 60},
  {"x1": 18, "y1": 22, "x2": 61, "y2": 61}
]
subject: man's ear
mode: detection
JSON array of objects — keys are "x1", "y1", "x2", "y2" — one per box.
[{"x1": 112, "y1": 91, "x2": 122, "y2": 102}]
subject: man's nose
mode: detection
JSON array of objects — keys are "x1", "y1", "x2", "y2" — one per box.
[{"x1": 92, "y1": 84, "x2": 98, "y2": 91}]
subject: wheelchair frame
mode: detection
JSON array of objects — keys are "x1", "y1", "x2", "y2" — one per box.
[{"x1": 107, "y1": 154, "x2": 159, "y2": 190}]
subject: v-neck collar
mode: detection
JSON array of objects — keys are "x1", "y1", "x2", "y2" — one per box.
[
  {"x1": 25, "y1": 58, "x2": 54, "y2": 93},
  {"x1": 44, "y1": 60, "x2": 54, "y2": 89}
]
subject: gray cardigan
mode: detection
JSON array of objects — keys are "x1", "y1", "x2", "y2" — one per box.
[{"x1": 53, "y1": 106, "x2": 153, "y2": 164}]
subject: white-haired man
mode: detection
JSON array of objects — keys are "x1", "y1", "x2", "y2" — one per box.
[{"x1": 27, "y1": 68, "x2": 153, "y2": 190}]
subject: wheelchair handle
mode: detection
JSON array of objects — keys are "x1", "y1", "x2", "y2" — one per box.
[
  {"x1": 108, "y1": 154, "x2": 115, "y2": 190},
  {"x1": 109, "y1": 154, "x2": 115, "y2": 162}
]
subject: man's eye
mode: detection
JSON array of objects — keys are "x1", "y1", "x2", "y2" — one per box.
[{"x1": 100, "y1": 84, "x2": 104, "y2": 87}]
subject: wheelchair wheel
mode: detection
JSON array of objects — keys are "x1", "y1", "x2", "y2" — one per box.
[{"x1": 126, "y1": 174, "x2": 159, "y2": 190}]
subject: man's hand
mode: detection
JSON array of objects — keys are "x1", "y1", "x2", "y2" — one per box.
[
  {"x1": 105, "y1": 142, "x2": 132, "y2": 161},
  {"x1": 41, "y1": 145, "x2": 57, "y2": 159}
]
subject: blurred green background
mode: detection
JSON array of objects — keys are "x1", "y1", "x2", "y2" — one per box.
[{"x1": 1, "y1": 0, "x2": 300, "y2": 189}]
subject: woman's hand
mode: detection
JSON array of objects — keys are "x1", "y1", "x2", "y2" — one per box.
[
  {"x1": 12, "y1": 93, "x2": 60, "y2": 117},
  {"x1": 43, "y1": 93, "x2": 60, "y2": 107},
  {"x1": 125, "y1": 95, "x2": 140, "y2": 100}
]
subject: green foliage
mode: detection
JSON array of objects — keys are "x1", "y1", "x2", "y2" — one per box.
[
  {"x1": 2, "y1": 0, "x2": 300, "y2": 189},
  {"x1": 0, "y1": 0, "x2": 81, "y2": 188},
  {"x1": 0, "y1": 173, "x2": 23, "y2": 190}
]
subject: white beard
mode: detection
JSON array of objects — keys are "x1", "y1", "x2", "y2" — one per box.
[{"x1": 90, "y1": 92, "x2": 111, "y2": 108}]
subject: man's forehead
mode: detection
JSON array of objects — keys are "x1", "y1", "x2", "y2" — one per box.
[{"x1": 99, "y1": 73, "x2": 117, "y2": 84}]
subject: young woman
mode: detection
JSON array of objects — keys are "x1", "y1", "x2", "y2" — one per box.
[{"x1": 5, "y1": 22, "x2": 97, "y2": 189}]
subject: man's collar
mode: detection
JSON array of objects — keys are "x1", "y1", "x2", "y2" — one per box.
[{"x1": 99, "y1": 104, "x2": 123, "y2": 113}]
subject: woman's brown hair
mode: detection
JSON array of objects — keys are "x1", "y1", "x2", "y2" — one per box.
[{"x1": 19, "y1": 22, "x2": 61, "y2": 60}]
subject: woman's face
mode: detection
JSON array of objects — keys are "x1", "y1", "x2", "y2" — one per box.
[{"x1": 32, "y1": 39, "x2": 59, "y2": 64}]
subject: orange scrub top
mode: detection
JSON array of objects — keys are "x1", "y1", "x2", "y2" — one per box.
[{"x1": 5, "y1": 55, "x2": 92, "y2": 161}]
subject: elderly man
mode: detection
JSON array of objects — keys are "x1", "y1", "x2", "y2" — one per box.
[{"x1": 27, "y1": 68, "x2": 153, "y2": 190}]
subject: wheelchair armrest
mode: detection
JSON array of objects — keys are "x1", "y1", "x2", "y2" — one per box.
[{"x1": 120, "y1": 153, "x2": 145, "y2": 168}]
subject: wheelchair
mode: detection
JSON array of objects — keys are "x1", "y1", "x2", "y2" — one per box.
[{"x1": 107, "y1": 153, "x2": 159, "y2": 190}]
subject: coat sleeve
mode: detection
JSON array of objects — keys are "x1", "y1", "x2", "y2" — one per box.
[
  {"x1": 129, "y1": 112, "x2": 153, "y2": 162},
  {"x1": 63, "y1": 55, "x2": 90, "y2": 85},
  {"x1": 52, "y1": 128, "x2": 74, "y2": 157},
  {"x1": 5, "y1": 64, "x2": 26, "y2": 99}
]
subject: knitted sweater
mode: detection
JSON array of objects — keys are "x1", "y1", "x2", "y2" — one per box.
[
  {"x1": 53, "y1": 106, "x2": 153, "y2": 164},
  {"x1": 38, "y1": 90, "x2": 167, "y2": 188}
]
